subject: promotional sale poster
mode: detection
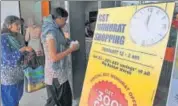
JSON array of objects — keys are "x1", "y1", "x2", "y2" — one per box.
[{"x1": 80, "y1": 2, "x2": 175, "y2": 106}]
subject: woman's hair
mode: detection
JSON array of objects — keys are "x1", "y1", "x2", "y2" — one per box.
[
  {"x1": 51, "y1": 7, "x2": 68, "y2": 19},
  {"x1": 1, "y1": 15, "x2": 20, "y2": 34}
]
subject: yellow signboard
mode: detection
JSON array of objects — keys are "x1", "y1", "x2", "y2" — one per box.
[{"x1": 80, "y1": 2, "x2": 175, "y2": 106}]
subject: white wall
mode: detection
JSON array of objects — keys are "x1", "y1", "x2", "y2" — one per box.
[
  {"x1": 20, "y1": 1, "x2": 41, "y2": 26},
  {"x1": 1, "y1": 1, "x2": 20, "y2": 27},
  {"x1": 34, "y1": 1, "x2": 42, "y2": 25},
  {"x1": 51, "y1": 0, "x2": 63, "y2": 8},
  {"x1": 20, "y1": 1, "x2": 35, "y2": 26}
]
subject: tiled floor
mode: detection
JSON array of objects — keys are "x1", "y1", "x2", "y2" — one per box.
[
  {"x1": 19, "y1": 88, "x2": 80, "y2": 106},
  {"x1": 20, "y1": 89, "x2": 47, "y2": 106}
]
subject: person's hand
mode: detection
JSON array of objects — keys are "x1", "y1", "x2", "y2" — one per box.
[
  {"x1": 19, "y1": 46, "x2": 33, "y2": 52},
  {"x1": 64, "y1": 32, "x2": 70, "y2": 39},
  {"x1": 70, "y1": 41, "x2": 80, "y2": 52},
  {"x1": 70, "y1": 44, "x2": 79, "y2": 52},
  {"x1": 19, "y1": 47, "x2": 26, "y2": 52},
  {"x1": 25, "y1": 47, "x2": 33, "y2": 52}
]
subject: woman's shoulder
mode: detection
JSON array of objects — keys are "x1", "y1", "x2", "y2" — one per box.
[
  {"x1": 1, "y1": 34, "x2": 10, "y2": 46},
  {"x1": 1, "y1": 33, "x2": 16, "y2": 44},
  {"x1": 1, "y1": 33, "x2": 10, "y2": 40},
  {"x1": 1, "y1": 32, "x2": 10, "y2": 36}
]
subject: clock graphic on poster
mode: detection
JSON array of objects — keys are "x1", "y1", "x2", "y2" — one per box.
[{"x1": 130, "y1": 6, "x2": 170, "y2": 46}]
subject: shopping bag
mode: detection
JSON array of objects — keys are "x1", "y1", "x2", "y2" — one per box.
[{"x1": 24, "y1": 65, "x2": 46, "y2": 93}]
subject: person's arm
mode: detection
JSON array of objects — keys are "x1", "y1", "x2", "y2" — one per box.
[
  {"x1": 64, "y1": 32, "x2": 70, "y2": 39},
  {"x1": 46, "y1": 34, "x2": 78, "y2": 62},
  {"x1": 85, "y1": 27, "x2": 89, "y2": 37},
  {"x1": 25, "y1": 27, "x2": 30, "y2": 42}
]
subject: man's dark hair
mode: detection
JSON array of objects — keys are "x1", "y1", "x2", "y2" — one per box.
[{"x1": 52, "y1": 7, "x2": 68, "y2": 19}]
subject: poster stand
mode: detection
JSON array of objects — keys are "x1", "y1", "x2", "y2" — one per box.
[
  {"x1": 79, "y1": 2, "x2": 175, "y2": 106},
  {"x1": 166, "y1": 28, "x2": 178, "y2": 106},
  {"x1": 153, "y1": 27, "x2": 178, "y2": 106}
]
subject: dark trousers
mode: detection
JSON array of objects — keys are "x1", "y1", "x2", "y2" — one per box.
[{"x1": 45, "y1": 79, "x2": 72, "y2": 106}]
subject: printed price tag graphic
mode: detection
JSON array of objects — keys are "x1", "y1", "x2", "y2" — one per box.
[{"x1": 88, "y1": 81, "x2": 128, "y2": 106}]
